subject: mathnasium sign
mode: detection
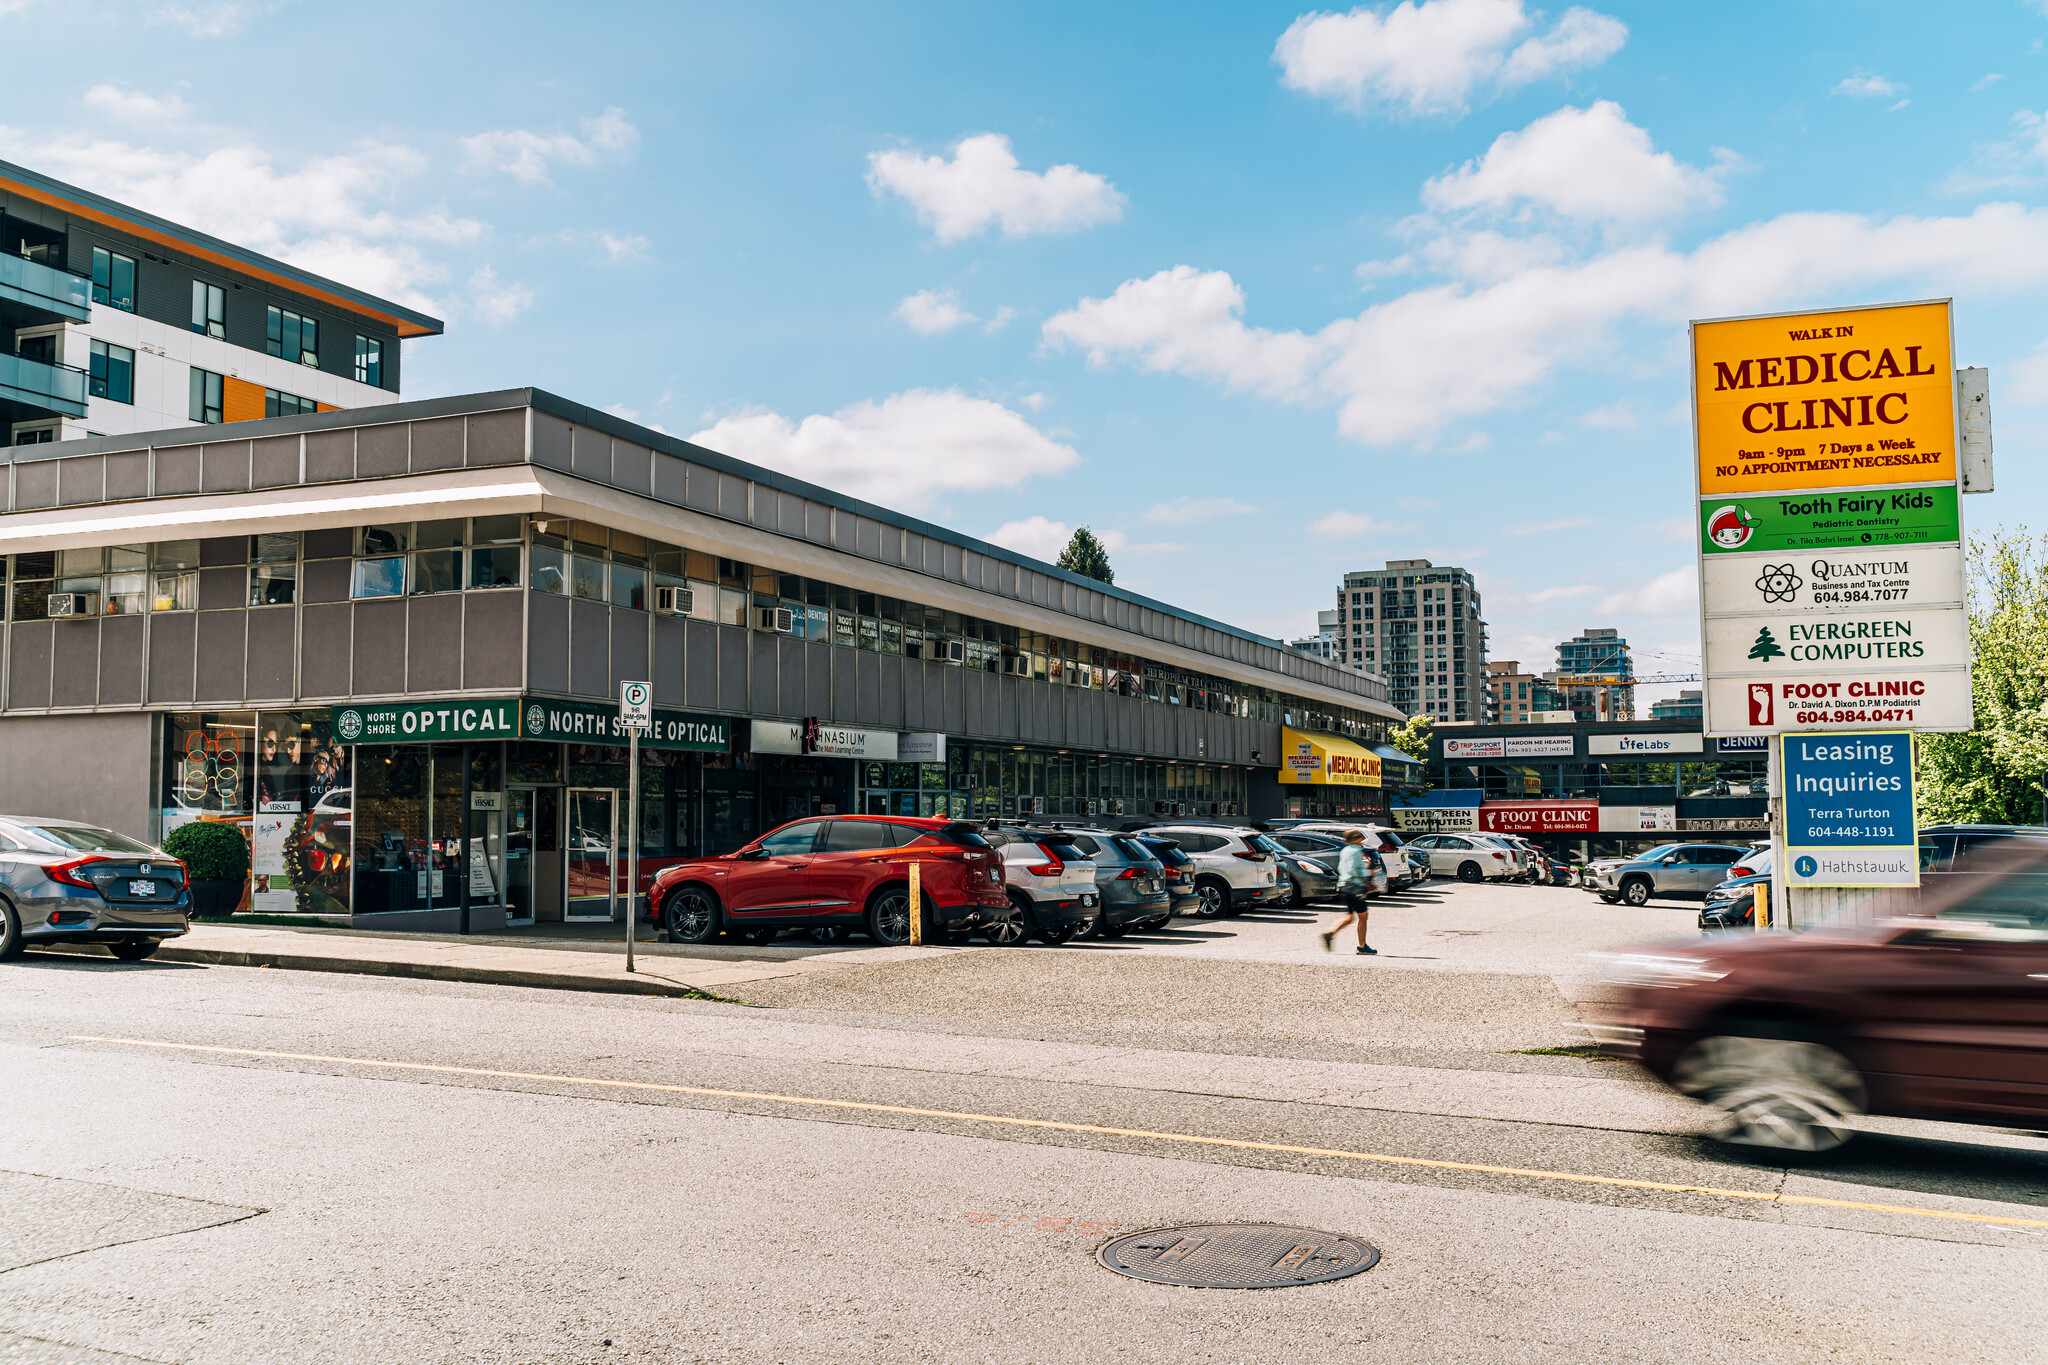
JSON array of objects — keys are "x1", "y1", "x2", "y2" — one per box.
[
  {"x1": 1780, "y1": 731, "x2": 1918, "y2": 887},
  {"x1": 1693, "y1": 300, "x2": 1957, "y2": 498},
  {"x1": 1698, "y1": 485, "x2": 1959, "y2": 556}
]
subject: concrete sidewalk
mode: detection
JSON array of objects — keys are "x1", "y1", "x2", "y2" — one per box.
[{"x1": 36, "y1": 923, "x2": 956, "y2": 999}]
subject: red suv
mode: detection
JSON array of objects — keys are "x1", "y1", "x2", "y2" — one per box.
[{"x1": 651, "y1": 815, "x2": 1010, "y2": 947}]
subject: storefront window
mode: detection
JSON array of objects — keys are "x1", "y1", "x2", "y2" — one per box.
[
  {"x1": 352, "y1": 556, "x2": 405, "y2": 598},
  {"x1": 249, "y1": 710, "x2": 351, "y2": 914},
  {"x1": 571, "y1": 555, "x2": 607, "y2": 601},
  {"x1": 530, "y1": 544, "x2": 566, "y2": 594},
  {"x1": 355, "y1": 746, "x2": 430, "y2": 915}
]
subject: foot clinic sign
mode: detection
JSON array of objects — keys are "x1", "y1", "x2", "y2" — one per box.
[{"x1": 1779, "y1": 731, "x2": 1919, "y2": 887}]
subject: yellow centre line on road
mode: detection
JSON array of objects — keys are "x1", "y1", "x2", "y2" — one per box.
[{"x1": 69, "y1": 1034, "x2": 2048, "y2": 1232}]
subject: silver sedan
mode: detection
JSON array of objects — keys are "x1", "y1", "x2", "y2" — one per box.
[{"x1": 0, "y1": 818, "x2": 191, "y2": 962}]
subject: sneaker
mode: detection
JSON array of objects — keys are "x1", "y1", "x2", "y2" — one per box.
[
  {"x1": 1319, "y1": 931, "x2": 1335, "y2": 952},
  {"x1": 1356, "y1": 944, "x2": 1377, "y2": 955}
]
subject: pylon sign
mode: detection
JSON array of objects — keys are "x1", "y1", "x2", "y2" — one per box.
[{"x1": 1691, "y1": 299, "x2": 1972, "y2": 734}]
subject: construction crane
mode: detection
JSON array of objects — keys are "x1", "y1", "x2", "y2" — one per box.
[{"x1": 1551, "y1": 672, "x2": 1700, "y2": 686}]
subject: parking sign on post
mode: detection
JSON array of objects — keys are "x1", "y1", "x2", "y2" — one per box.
[
  {"x1": 620, "y1": 680, "x2": 652, "y2": 730},
  {"x1": 619, "y1": 681, "x2": 651, "y2": 971}
]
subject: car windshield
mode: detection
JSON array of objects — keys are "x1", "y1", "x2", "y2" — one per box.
[
  {"x1": 1109, "y1": 836, "x2": 1154, "y2": 862},
  {"x1": 939, "y1": 824, "x2": 992, "y2": 849},
  {"x1": 1635, "y1": 844, "x2": 1680, "y2": 861},
  {"x1": 1142, "y1": 840, "x2": 1189, "y2": 866},
  {"x1": 28, "y1": 825, "x2": 156, "y2": 855},
  {"x1": 1250, "y1": 835, "x2": 1290, "y2": 856}
]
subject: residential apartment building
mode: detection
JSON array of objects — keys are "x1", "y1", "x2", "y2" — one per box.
[
  {"x1": 1552, "y1": 627, "x2": 1635, "y2": 722},
  {"x1": 1287, "y1": 609, "x2": 1347, "y2": 667},
  {"x1": 1337, "y1": 559, "x2": 1486, "y2": 721},
  {"x1": 2, "y1": 158, "x2": 440, "y2": 445},
  {"x1": 1649, "y1": 688, "x2": 1703, "y2": 722}
]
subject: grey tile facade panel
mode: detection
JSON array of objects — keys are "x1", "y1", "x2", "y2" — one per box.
[
  {"x1": 301, "y1": 558, "x2": 350, "y2": 604},
  {"x1": 653, "y1": 615, "x2": 685, "y2": 700},
  {"x1": 997, "y1": 562, "x2": 1014, "y2": 598},
  {"x1": 961, "y1": 667, "x2": 981, "y2": 736},
  {"x1": 106, "y1": 450, "x2": 148, "y2": 501},
  {"x1": 305, "y1": 429, "x2": 354, "y2": 483},
  {"x1": 943, "y1": 666, "x2": 964, "y2": 733},
  {"x1": 571, "y1": 424, "x2": 610, "y2": 483},
  {"x1": 467, "y1": 409, "x2": 525, "y2": 467},
  {"x1": 878, "y1": 653, "x2": 903, "y2": 729},
  {"x1": 613, "y1": 440, "x2": 652, "y2": 495},
  {"x1": 853, "y1": 650, "x2": 880, "y2": 726},
  {"x1": 962, "y1": 551, "x2": 981, "y2": 590},
  {"x1": 463, "y1": 590, "x2": 524, "y2": 691},
  {"x1": 903, "y1": 531, "x2": 924, "y2": 571},
  {"x1": 803, "y1": 641, "x2": 830, "y2": 720},
  {"x1": 749, "y1": 631, "x2": 777, "y2": 716},
  {"x1": 941, "y1": 544, "x2": 962, "y2": 583},
  {"x1": 14, "y1": 460, "x2": 56, "y2": 510},
  {"x1": 527, "y1": 592, "x2": 570, "y2": 695},
  {"x1": 144, "y1": 613, "x2": 193, "y2": 704},
  {"x1": 716, "y1": 625, "x2": 748, "y2": 712},
  {"x1": 298, "y1": 604, "x2": 351, "y2": 697},
  {"x1": 683, "y1": 464, "x2": 718, "y2": 515},
  {"x1": 777, "y1": 637, "x2": 805, "y2": 718},
  {"x1": 197, "y1": 566, "x2": 243, "y2": 610},
  {"x1": 880, "y1": 525, "x2": 902, "y2": 567},
  {"x1": 717, "y1": 473, "x2": 747, "y2": 523},
  {"x1": 855, "y1": 518, "x2": 880, "y2": 562},
  {"x1": 154, "y1": 445, "x2": 201, "y2": 496},
  {"x1": 251, "y1": 436, "x2": 299, "y2": 489},
  {"x1": 6, "y1": 621, "x2": 52, "y2": 708},
  {"x1": 200, "y1": 536, "x2": 244, "y2": 567},
  {"x1": 568, "y1": 600, "x2": 610, "y2": 698},
  {"x1": 356, "y1": 423, "x2": 408, "y2": 479},
  {"x1": 304, "y1": 527, "x2": 351, "y2": 559},
  {"x1": 654, "y1": 454, "x2": 688, "y2": 505},
  {"x1": 683, "y1": 619, "x2": 717, "y2": 708},
  {"x1": 411, "y1": 417, "x2": 465, "y2": 472},
  {"x1": 245, "y1": 607, "x2": 295, "y2": 700},
  {"x1": 50, "y1": 621, "x2": 97, "y2": 708},
  {"x1": 351, "y1": 600, "x2": 407, "y2": 695},
  {"x1": 405, "y1": 594, "x2": 463, "y2": 692},
  {"x1": 777, "y1": 492, "x2": 804, "y2": 539},
  {"x1": 902, "y1": 656, "x2": 924, "y2": 730},
  {"x1": 98, "y1": 615, "x2": 144, "y2": 705},
  {"x1": 830, "y1": 646, "x2": 854, "y2": 720},
  {"x1": 804, "y1": 503, "x2": 829, "y2": 546},
  {"x1": 57, "y1": 456, "x2": 104, "y2": 506},
  {"x1": 532, "y1": 412, "x2": 572, "y2": 471},
  {"x1": 202, "y1": 441, "x2": 251, "y2": 493},
  {"x1": 611, "y1": 609, "x2": 649, "y2": 698},
  {"x1": 830, "y1": 510, "x2": 854, "y2": 553},
  {"x1": 194, "y1": 611, "x2": 245, "y2": 703}
]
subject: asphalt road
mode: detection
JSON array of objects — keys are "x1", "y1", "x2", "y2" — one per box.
[{"x1": 2, "y1": 883, "x2": 2043, "y2": 1364}]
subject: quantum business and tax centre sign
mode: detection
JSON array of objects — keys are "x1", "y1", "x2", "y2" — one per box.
[{"x1": 1691, "y1": 299, "x2": 1972, "y2": 736}]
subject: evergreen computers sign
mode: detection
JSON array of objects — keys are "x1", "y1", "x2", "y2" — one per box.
[
  {"x1": 1691, "y1": 299, "x2": 1971, "y2": 735},
  {"x1": 1780, "y1": 732, "x2": 1918, "y2": 887}
]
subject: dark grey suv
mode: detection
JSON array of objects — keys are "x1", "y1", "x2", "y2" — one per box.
[
  {"x1": 1058, "y1": 829, "x2": 1171, "y2": 938},
  {"x1": 0, "y1": 818, "x2": 191, "y2": 961}
]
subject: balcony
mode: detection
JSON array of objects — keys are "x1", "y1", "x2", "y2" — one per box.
[
  {"x1": 0, "y1": 350, "x2": 88, "y2": 418},
  {"x1": 0, "y1": 253, "x2": 92, "y2": 324}
]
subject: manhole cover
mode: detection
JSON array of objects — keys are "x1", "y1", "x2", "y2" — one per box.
[{"x1": 1097, "y1": 1223, "x2": 1379, "y2": 1289}]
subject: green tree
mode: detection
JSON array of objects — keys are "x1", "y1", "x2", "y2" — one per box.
[
  {"x1": 1919, "y1": 529, "x2": 2048, "y2": 824},
  {"x1": 1747, "y1": 626, "x2": 1784, "y2": 662},
  {"x1": 1389, "y1": 713, "x2": 1434, "y2": 762},
  {"x1": 1055, "y1": 527, "x2": 1115, "y2": 584}
]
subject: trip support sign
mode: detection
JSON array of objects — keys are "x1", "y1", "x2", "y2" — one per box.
[{"x1": 1780, "y1": 731, "x2": 1919, "y2": 887}]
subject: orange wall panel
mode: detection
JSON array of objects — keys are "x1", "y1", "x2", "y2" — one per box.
[{"x1": 223, "y1": 376, "x2": 266, "y2": 424}]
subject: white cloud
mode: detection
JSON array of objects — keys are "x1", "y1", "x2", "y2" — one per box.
[
  {"x1": 0, "y1": 127, "x2": 484, "y2": 310},
  {"x1": 1144, "y1": 496, "x2": 1260, "y2": 524},
  {"x1": 984, "y1": 517, "x2": 1184, "y2": 561},
  {"x1": 595, "y1": 231, "x2": 649, "y2": 263},
  {"x1": 467, "y1": 266, "x2": 534, "y2": 325},
  {"x1": 688, "y1": 389, "x2": 1080, "y2": 512},
  {"x1": 1309, "y1": 508, "x2": 1414, "y2": 537},
  {"x1": 1972, "y1": 73, "x2": 2005, "y2": 92},
  {"x1": 1594, "y1": 566, "x2": 1696, "y2": 618},
  {"x1": 866, "y1": 133, "x2": 1126, "y2": 243},
  {"x1": 83, "y1": 85, "x2": 193, "y2": 123},
  {"x1": 984, "y1": 305, "x2": 1020, "y2": 333},
  {"x1": 1019, "y1": 392, "x2": 1047, "y2": 411},
  {"x1": 1578, "y1": 400, "x2": 1636, "y2": 430},
  {"x1": 1045, "y1": 202, "x2": 2048, "y2": 447},
  {"x1": 0, "y1": 0, "x2": 37, "y2": 16},
  {"x1": 1274, "y1": 0, "x2": 1626, "y2": 118},
  {"x1": 1833, "y1": 72, "x2": 1905, "y2": 99},
  {"x1": 2002, "y1": 339, "x2": 2048, "y2": 406},
  {"x1": 1422, "y1": 102, "x2": 1729, "y2": 226},
  {"x1": 895, "y1": 289, "x2": 976, "y2": 335},
  {"x1": 461, "y1": 108, "x2": 639, "y2": 186},
  {"x1": 147, "y1": 0, "x2": 295, "y2": 36}
]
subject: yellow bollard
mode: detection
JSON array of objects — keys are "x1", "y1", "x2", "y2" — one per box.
[
  {"x1": 1754, "y1": 881, "x2": 1769, "y2": 931},
  {"x1": 907, "y1": 861, "x2": 922, "y2": 945}
]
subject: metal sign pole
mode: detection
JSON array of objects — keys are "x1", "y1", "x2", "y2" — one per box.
[
  {"x1": 626, "y1": 725, "x2": 638, "y2": 974},
  {"x1": 1767, "y1": 736, "x2": 1786, "y2": 931},
  {"x1": 459, "y1": 741, "x2": 473, "y2": 936}
]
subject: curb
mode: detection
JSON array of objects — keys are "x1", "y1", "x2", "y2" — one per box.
[{"x1": 34, "y1": 941, "x2": 727, "y2": 1001}]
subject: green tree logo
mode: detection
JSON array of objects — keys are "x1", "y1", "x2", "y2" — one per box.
[{"x1": 1747, "y1": 626, "x2": 1784, "y2": 662}]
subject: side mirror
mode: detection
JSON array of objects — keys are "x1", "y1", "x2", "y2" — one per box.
[
  {"x1": 1661, "y1": 854, "x2": 1682, "y2": 865},
  {"x1": 735, "y1": 846, "x2": 769, "y2": 861}
]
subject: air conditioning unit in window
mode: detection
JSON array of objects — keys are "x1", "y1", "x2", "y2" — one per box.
[
  {"x1": 654, "y1": 585, "x2": 694, "y2": 617},
  {"x1": 1002, "y1": 654, "x2": 1031, "y2": 676},
  {"x1": 756, "y1": 606, "x2": 794, "y2": 633},
  {"x1": 941, "y1": 640, "x2": 964, "y2": 663},
  {"x1": 46, "y1": 593, "x2": 94, "y2": 618}
]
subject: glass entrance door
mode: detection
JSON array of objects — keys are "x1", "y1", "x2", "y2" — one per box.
[{"x1": 565, "y1": 787, "x2": 617, "y2": 921}]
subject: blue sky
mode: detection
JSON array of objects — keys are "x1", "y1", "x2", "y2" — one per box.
[{"x1": 5, "y1": 0, "x2": 2047, "y2": 705}]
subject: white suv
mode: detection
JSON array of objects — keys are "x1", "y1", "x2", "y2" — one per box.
[
  {"x1": 1405, "y1": 833, "x2": 1517, "y2": 882},
  {"x1": 988, "y1": 827, "x2": 1100, "y2": 944},
  {"x1": 1142, "y1": 824, "x2": 1280, "y2": 917}
]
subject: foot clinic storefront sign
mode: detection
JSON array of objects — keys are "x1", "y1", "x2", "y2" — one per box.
[{"x1": 1780, "y1": 731, "x2": 1918, "y2": 887}]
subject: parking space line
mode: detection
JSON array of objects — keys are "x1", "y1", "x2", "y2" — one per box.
[{"x1": 68, "y1": 1034, "x2": 2048, "y2": 1232}]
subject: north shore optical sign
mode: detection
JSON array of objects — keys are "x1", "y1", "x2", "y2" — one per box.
[{"x1": 332, "y1": 696, "x2": 730, "y2": 751}]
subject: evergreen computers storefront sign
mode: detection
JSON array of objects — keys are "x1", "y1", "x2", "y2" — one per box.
[{"x1": 1780, "y1": 731, "x2": 1918, "y2": 887}]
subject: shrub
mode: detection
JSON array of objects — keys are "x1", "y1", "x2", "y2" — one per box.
[{"x1": 163, "y1": 820, "x2": 250, "y2": 883}]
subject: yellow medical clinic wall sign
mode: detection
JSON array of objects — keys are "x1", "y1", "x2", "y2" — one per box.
[
  {"x1": 1277, "y1": 728, "x2": 1381, "y2": 788},
  {"x1": 1692, "y1": 300, "x2": 1956, "y2": 497}
]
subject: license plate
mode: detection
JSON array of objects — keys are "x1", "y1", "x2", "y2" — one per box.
[
  {"x1": 128, "y1": 880, "x2": 156, "y2": 897},
  {"x1": 1147, "y1": 880, "x2": 1160, "y2": 893},
  {"x1": 1082, "y1": 894, "x2": 1097, "y2": 906}
]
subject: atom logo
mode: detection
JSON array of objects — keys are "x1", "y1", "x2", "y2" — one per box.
[{"x1": 1755, "y1": 563, "x2": 1801, "y2": 603}]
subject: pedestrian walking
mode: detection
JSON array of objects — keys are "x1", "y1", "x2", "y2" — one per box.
[{"x1": 1320, "y1": 828, "x2": 1379, "y2": 956}]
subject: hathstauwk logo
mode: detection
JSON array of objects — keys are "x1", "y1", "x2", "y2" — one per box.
[{"x1": 1699, "y1": 486, "x2": 1958, "y2": 555}]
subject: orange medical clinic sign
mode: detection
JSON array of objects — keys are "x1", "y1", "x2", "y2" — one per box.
[{"x1": 1693, "y1": 301, "x2": 1956, "y2": 496}]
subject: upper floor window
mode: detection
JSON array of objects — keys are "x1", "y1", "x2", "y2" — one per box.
[
  {"x1": 189, "y1": 368, "x2": 224, "y2": 424},
  {"x1": 91, "y1": 247, "x2": 136, "y2": 312},
  {"x1": 191, "y1": 281, "x2": 226, "y2": 338},
  {"x1": 354, "y1": 335, "x2": 382, "y2": 386},
  {"x1": 267, "y1": 306, "x2": 318, "y2": 367},
  {"x1": 265, "y1": 389, "x2": 317, "y2": 418},
  {"x1": 89, "y1": 340, "x2": 134, "y2": 404}
]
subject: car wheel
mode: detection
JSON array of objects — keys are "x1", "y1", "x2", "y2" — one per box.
[
  {"x1": 982, "y1": 904, "x2": 1030, "y2": 946},
  {"x1": 108, "y1": 939, "x2": 159, "y2": 962},
  {"x1": 1671, "y1": 1032, "x2": 1866, "y2": 1154},
  {"x1": 1456, "y1": 861, "x2": 1483, "y2": 883},
  {"x1": 0, "y1": 899, "x2": 22, "y2": 962},
  {"x1": 663, "y1": 887, "x2": 720, "y2": 944},
  {"x1": 1268, "y1": 877, "x2": 1298, "y2": 910},
  {"x1": 866, "y1": 888, "x2": 913, "y2": 946},
  {"x1": 1621, "y1": 879, "x2": 1652, "y2": 907},
  {"x1": 1193, "y1": 879, "x2": 1229, "y2": 919}
]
